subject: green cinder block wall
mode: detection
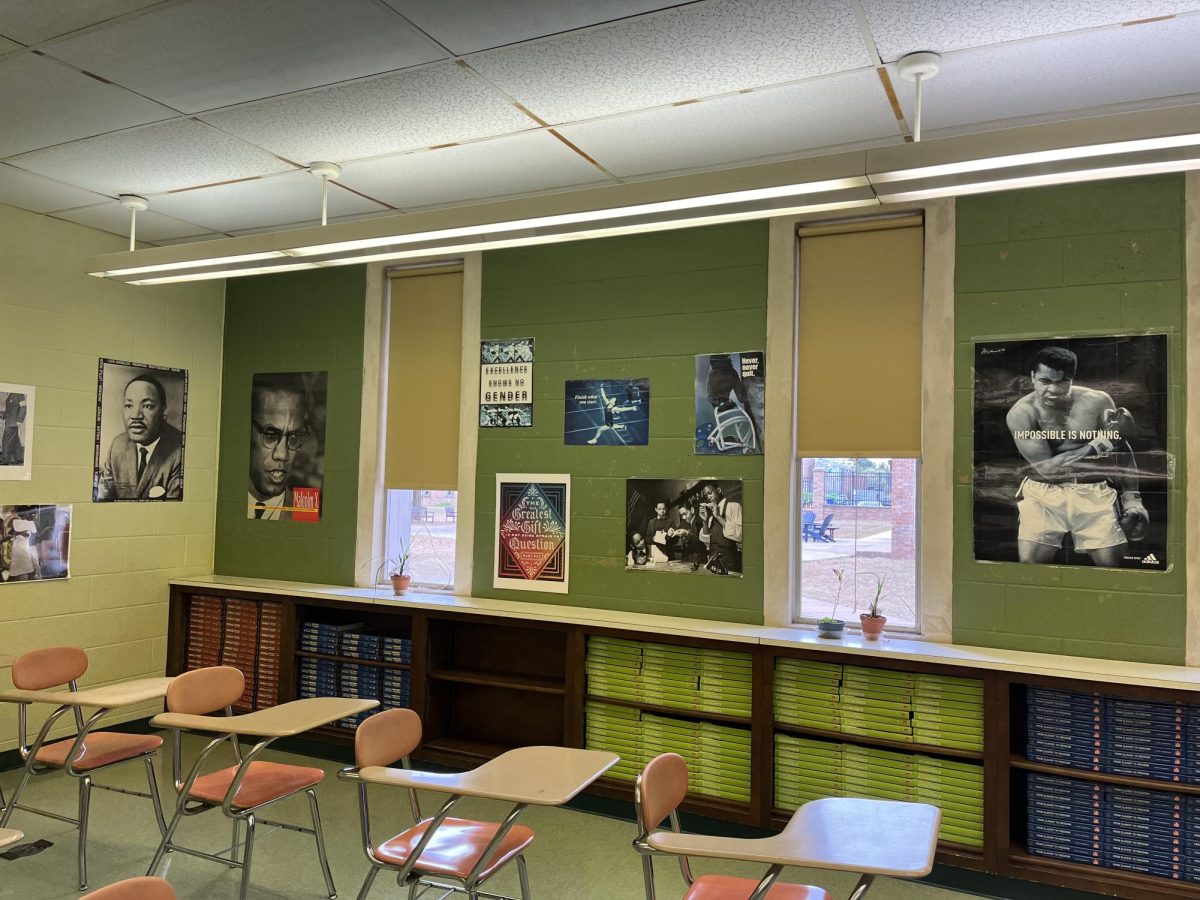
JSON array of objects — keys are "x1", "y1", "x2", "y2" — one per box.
[
  {"x1": 953, "y1": 174, "x2": 1187, "y2": 663},
  {"x1": 214, "y1": 266, "x2": 367, "y2": 585},
  {"x1": 473, "y1": 222, "x2": 769, "y2": 624}
]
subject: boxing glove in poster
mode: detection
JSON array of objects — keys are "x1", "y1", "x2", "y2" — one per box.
[{"x1": 973, "y1": 334, "x2": 1169, "y2": 570}]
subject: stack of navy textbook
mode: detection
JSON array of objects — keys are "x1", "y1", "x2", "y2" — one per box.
[{"x1": 1026, "y1": 686, "x2": 1200, "y2": 881}]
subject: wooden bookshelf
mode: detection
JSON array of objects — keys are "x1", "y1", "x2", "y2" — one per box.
[{"x1": 168, "y1": 583, "x2": 1200, "y2": 900}]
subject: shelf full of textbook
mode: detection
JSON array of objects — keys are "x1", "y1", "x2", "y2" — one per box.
[{"x1": 168, "y1": 581, "x2": 1200, "y2": 899}]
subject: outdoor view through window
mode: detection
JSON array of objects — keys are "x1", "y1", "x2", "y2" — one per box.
[
  {"x1": 384, "y1": 489, "x2": 456, "y2": 590},
  {"x1": 798, "y1": 459, "x2": 918, "y2": 630}
]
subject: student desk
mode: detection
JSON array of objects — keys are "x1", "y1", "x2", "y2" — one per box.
[{"x1": 650, "y1": 797, "x2": 941, "y2": 900}]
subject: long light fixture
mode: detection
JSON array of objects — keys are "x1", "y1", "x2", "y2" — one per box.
[{"x1": 86, "y1": 105, "x2": 1200, "y2": 285}]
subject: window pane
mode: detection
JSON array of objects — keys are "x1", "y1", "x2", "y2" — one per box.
[
  {"x1": 384, "y1": 489, "x2": 456, "y2": 589},
  {"x1": 798, "y1": 458, "x2": 918, "y2": 630}
]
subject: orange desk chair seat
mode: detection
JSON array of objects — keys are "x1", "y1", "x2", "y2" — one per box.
[
  {"x1": 86, "y1": 876, "x2": 176, "y2": 898},
  {"x1": 146, "y1": 666, "x2": 337, "y2": 900},
  {"x1": 0, "y1": 647, "x2": 166, "y2": 891},
  {"x1": 634, "y1": 754, "x2": 830, "y2": 900},
  {"x1": 339, "y1": 708, "x2": 535, "y2": 899}
]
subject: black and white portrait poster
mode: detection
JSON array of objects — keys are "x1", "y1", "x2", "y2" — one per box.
[
  {"x1": 1, "y1": 505, "x2": 71, "y2": 584},
  {"x1": 480, "y1": 337, "x2": 534, "y2": 428},
  {"x1": 248, "y1": 371, "x2": 327, "y2": 522},
  {"x1": 564, "y1": 378, "x2": 649, "y2": 446},
  {"x1": 695, "y1": 351, "x2": 765, "y2": 455},
  {"x1": 626, "y1": 478, "x2": 744, "y2": 577},
  {"x1": 93, "y1": 359, "x2": 187, "y2": 502},
  {"x1": 0, "y1": 383, "x2": 34, "y2": 481},
  {"x1": 494, "y1": 473, "x2": 570, "y2": 594},
  {"x1": 974, "y1": 334, "x2": 1168, "y2": 570}
]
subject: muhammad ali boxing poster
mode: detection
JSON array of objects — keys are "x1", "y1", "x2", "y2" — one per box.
[
  {"x1": 973, "y1": 334, "x2": 1168, "y2": 570},
  {"x1": 494, "y1": 474, "x2": 570, "y2": 593},
  {"x1": 695, "y1": 351, "x2": 764, "y2": 455}
]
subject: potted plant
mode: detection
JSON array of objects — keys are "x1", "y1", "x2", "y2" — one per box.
[
  {"x1": 372, "y1": 541, "x2": 413, "y2": 596},
  {"x1": 858, "y1": 573, "x2": 887, "y2": 639},
  {"x1": 816, "y1": 567, "x2": 846, "y2": 638}
]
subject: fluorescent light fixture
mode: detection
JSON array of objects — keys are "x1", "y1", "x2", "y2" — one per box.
[
  {"x1": 83, "y1": 106, "x2": 1200, "y2": 285},
  {"x1": 285, "y1": 176, "x2": 870, "y2": 258},
  {"x1": 309, "y1": 195, "x2": 881, "y2": 268},
  {"x1": 100, "y1": 250, "x2": 289, "y2": 278},
  {"x1": 869, "y1": 132, "x2": 1200, "y2": 184},
  {"x1": 127, "y1": 261, "x2": 318, "y2": 285}
]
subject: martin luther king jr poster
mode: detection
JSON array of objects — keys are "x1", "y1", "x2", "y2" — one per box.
[{"x1": 973, "y1": 334, "x2": 1168, "y2": 570}]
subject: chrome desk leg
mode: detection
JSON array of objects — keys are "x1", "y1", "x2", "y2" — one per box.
[
  {"x1": 144, "y1": 757, "x2": 167, "y2": 837},
  {"x1": 847, "y1": 873, "x2": 876, "y2": 900},
  {"x1": 308, "y1": 788, "x2": 338, "y2": 899},
  {"x1": 77, "y1": 775, "x2": 93, "y2": 891},
  {"x1": 357, "y1": 864, "x2": 381, "y2": 899},
  {"x1": 238, "y1": 813, "x2": 256, "y2": 900},
  {"x1": 517, "y1": 854, "x2": 531, "y2": 900},
  {"x1": 230, "y1": 818, "x2": 242, "y2": 867}
]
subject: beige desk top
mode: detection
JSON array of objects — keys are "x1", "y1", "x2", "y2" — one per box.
[
  {"x1": 153, "y1": 697, "x2": 378, "y2": 737},
  {"x1": 649, "y1": 798, "x2": 941, "y2": 877},
  {"x1": 0, "y1": 827, "x2": 23, "y2": 848},
  {"x1": 359, "y1": 746, "x2": 619, "y2": 806},
  {"x1": 0, "y1": 677, "x2": 173, "y2": 709}
]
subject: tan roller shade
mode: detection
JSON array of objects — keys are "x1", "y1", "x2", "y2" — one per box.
[
  {"x1": 385, "y1": 267, "x2": 463, "y2": 490},
  {"x1": 796, "y1": 218, "x2": 923, "y2": 457}
]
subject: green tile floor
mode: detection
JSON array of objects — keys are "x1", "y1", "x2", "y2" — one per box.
[{"x1": 0, "y1": 735, "x2": 982, "y2": 899}]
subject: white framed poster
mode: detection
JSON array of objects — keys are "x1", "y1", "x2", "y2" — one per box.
[
  {"x1": 494, "y1": 473, "x2": 570, "y2": 594},
  {"x1": 0, "y1": 383, "x2": 34, "y2": 481},
  {"x1": 1, "y1": 504, "x2": 71, "y2": 583}
]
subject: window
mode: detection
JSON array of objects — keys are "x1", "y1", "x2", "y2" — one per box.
[
  {"x1": 384, "y1": 489, "x2": 457, "y2": 590},
  {"x1": 796, "y1": 458, "x2": 920, "y2": 631}
]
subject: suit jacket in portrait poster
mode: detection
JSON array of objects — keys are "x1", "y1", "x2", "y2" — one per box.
[{"x1": 92, "y1": 359, "x2": 188, "y2": 503}]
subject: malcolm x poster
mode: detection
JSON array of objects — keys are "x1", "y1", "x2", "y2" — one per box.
[{"x1": 973, "y1": 334, "x2": 1168, "y2": 570}]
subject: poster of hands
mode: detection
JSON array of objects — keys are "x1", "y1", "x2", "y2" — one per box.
[
  {"x1": 625, "y1": 478, "x2": 744, "y2": 577},
  {"x1": 93, "y1": 359, "x2": 187, "y2": 502},
  {"x1": 973, "y1": 334, "x2": 1168, "y2": 570},
  {"x1": 0, "y1": 383, "x2": 34, "y2": 480}
]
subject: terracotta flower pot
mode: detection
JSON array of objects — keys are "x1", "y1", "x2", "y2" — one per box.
[
  {"x1": 859, "y1": 613, "x2": 887, "y2": 639},
  {"x1": 390, "y1": 573, "x2": 412, "y2": 596}
]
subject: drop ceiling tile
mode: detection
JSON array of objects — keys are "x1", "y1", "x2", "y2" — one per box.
[
  {"x1": 0, "y1": 52, "x2": 173, "y2": 157},
  {"x1": 383, "y1": 0, "x2": 682, "y2": 54},
  {"x1": 0, "y1": 0, "x2": 160, "y2": 44},
  {"x1": 151, "y1": 232, "x2": 232, "y2": 246},
  {"x1": 8, "y1": 118, "x2": 296, "y2": 195},
  {"x1": 146, "y1": 171, "x2": 390, "y2": 233},
  {"x1": 468, "y1": 0, "x2": 871, "y2": 123},
  {"x1": 0, "y1": 35, "x2": 21, "y2": 53},
  {"x1": 48, "y1": 0, "x2": 447, "y2": 114},
  {"x1": 202, "y1": 61, "x2": 534, "y2": 164},
  {"x1": 0, "y1": 162, "x2": 109, "y2": 213},
  {"x1": 890, "y1": 16, "x2": 1200, "y2": 133},
  {"x1": 227, "y1": 207, "x2": 403, "y2": 237},
  {"x1": 559, "y1": 70, "x2": 900, "y2": 177},
  {"x1": 864, "y1": 0, "x2": 1200, "y2": 60},
  {"x1": 337, "y1": 131, "x2": 609, "y2": 209},
  {"x1": 52, "y1": 202, "x2": 216, "y2": 243}
]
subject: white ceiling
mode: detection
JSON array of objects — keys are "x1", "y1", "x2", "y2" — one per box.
[{"x1": 1, "y1": 0, "x2": 1198, "y2": 247}]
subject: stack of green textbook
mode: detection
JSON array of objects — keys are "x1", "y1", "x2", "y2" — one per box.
[
  {"x1": 774, "y1": 659, "x2": 984, "y2": 752},
  {"x1": 775, "y1": 733, "x2": 985, "y2": 847},
  {"x1": 586, "y1": 636, "x2": 753, "y2": 717},
  {"x1": 585, "y1": 701, "x2": 753, "y2": 802}
]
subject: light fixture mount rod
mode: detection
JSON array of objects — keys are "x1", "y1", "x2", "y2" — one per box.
[
  {"x1": 897, "y1": 51, "x2": 941, "y2": 143},
  {"x1": 309, "y1": 161, "x2": 342, "y2": 227},
  {"x1": 119, "y1": 194, "x2": 149, "y2": 251}
]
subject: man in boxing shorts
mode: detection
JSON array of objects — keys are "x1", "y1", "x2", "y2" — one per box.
[{"x1": 1005, "y1": 346, "x2": 1148, "y2": 567}]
